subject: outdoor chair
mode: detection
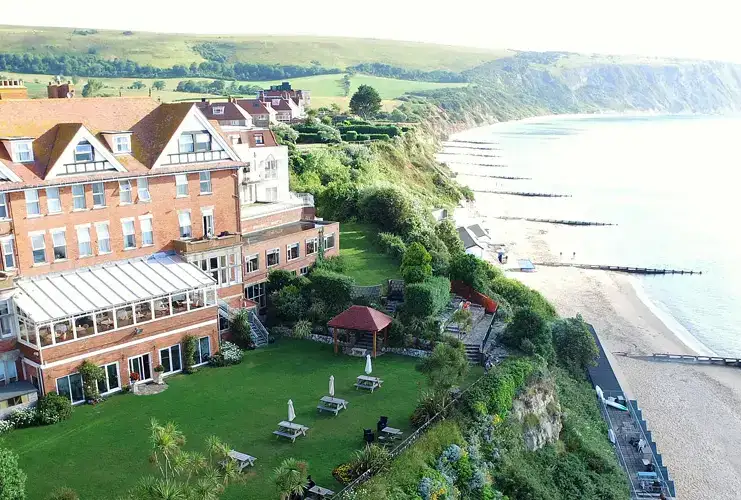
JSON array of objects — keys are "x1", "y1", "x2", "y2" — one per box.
[{"x1": 363, "y1": 428, "x2": 374, "y2": 443}]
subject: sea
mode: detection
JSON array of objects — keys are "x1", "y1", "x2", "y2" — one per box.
[{"x1": 449, "y1": 113, "x2": 741, "y2": 357}]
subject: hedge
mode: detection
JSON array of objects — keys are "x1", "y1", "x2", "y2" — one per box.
[
  {"x1": 292, "y1": 125, "x2": 320, "y2": 133},
  {"x1": 368, "y1": 134, "x2": 391, "y2": 141},
  {"x1": 404, "y1": 276, "x2": 451, "y2": 317},
  {"x1": 310, "y1": 268, "x2": 355, "y2": 310},
  {"x1": 356, "y1": 133, "x2": 370, "y2": 141},
  {"x1": 337, "y1": 125, "x2": 402, "y2": 137},
  {"x1": 296, "y1": 133, "x2": 322, "y2": 144}
]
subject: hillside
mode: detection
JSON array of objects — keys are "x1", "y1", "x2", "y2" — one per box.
[{"x1": 0, "y1": 24, "x2": 507, "y2": 72}]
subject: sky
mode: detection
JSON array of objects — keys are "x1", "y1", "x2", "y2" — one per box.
[{"x1": 2, "y1": 0, "x2": 740, "y2": 62}]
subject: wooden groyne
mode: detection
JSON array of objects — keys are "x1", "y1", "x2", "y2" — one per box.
[
  {"x1": 616, "y1": 352, "x2": 740, "y2": 368},
  {"x1": 534, "y1": 262, "x2": 702, "y2": 275},
  {"x1": 441, "y1": 161, "x2": 508, "y2": 167},
  {"x1": 442, "y1": 143, "x2": 502, "y2": 151},
  {"x1": 445, "y1": 139, "x2": 500, "y2": 146},
  {"x1": 472, "y1": 189, "x2": 571, "y2": 198},
  {"x1": 494, "y1": 216, "x2": 614, "y2": 226},
  {"x1": 439, "y1": 151, "x2": 501, "y2": 159},
  {"x1": 458, "y1": 174, "x2": 531, "y2": 180}
]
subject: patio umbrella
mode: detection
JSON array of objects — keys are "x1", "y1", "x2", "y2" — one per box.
[
  {"x1": 329, "y1": 375, "x2": 335, "y2": 397},
  {"x1": 365, "y1": 354, "x2": 372, "y2": 375},
  {"x1": 288, "y1": 399, "x2": 296, "y2": 422}
]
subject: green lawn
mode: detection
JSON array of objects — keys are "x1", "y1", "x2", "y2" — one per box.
[
  {"x1": 340, "y1": 222, "x2": 400, "y2": 286},
  {"x1": 1, "y1": 341, "x2": 429, "y2": 499}
]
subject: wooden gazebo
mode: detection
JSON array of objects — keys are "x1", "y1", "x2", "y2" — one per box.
[{"x1": 327, "y1": 305, "x2": 393, "y2": 358}]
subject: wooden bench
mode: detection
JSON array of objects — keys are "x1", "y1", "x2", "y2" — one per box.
[
  {"x1": 273, "y1": 421, "x2": 309, "y2": 442},
  {"x1": 226, "y1": 450, "x2": 256, "y2": 472},
  {"x1": 355, "y1": 375, "x2": 383, "y2": 392},
  {"x1": 317, "y1": 396, "x2": 348, "y2": 415}
]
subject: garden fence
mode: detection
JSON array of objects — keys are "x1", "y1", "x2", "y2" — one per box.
[
  {"x1": 332, "y1": 374, "x2": 487, "y2": 498},
  {"x1": 350, "y1": 284, "x2": 383, "y2": 301}
]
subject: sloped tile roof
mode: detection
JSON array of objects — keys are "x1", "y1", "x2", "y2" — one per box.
[{"x1": 328, "y1": 305, "x2": 393, "y2": 332}]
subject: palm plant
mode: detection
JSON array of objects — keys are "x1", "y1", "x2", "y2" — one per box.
[
  {"x1": 450, "y1": 308, "x2": 473, "y2": 339},
  {"x1": 273, "y1": 458, "x2": 308, "y2": 500},
  {"x1": 229, "y1": 308, "x2": 253, "y2": 345},
  {"x1": 149, "y1": 419, "x2": 186, "y2": 480}
]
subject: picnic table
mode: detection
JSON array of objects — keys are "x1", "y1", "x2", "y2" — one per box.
[
  {"x1": 381, "y1": 426, "x2": 403, "y2": 440},
  {"x1": 307, "y1": 485, "x2": 335, "y2": 498},
  {"x1": 355, "y1": 375, "x2": 383, "y2": 392},
  {"x1": 273, "y1": 420, "x2": 309, "y2": 442},
  {"x1": 227, "y1": 450, "x2": 256, "y2": 472},
  {"x1": 317, "y1": 396, "x2": 348, "y2": 415}
]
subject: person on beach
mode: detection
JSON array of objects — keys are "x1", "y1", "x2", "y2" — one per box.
[{"x1": 572, "y1": 251, "x2": 576, "y2": 260}]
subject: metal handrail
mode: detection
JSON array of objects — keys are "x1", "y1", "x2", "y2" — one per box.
[{"x1": 248, "y1": 311, "x2": 269, "y2": 346}]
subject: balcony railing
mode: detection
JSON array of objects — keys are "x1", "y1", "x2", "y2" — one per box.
[
  {"x1": 62, "y1": 160, "x2": 115, "y2": 175},
  {"x1": 240, "y1": 192, "x2": 315, "y2": 220},
  {"x1": 164, "y1": 150, "x2": 230, "y2": 165},
  {"x1": 172, "y1": 233, "x2": 241, "y2": 254}
]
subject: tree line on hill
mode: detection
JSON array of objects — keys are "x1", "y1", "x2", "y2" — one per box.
[{"x1": 0, "y1": 52, "x2": 471, "y2": 84}]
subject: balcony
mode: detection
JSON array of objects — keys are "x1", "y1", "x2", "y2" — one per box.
[
  {"x1": 163, "y1": 149, "x2": 230, "y2": 166},
  {"x1": 172, "y1": 233, "x2": 241, "y2": 254},
  {"x1": 62, "y1": 160, "x2": 115, "y2": 175},
  {"x1": 240, "y1": 192, "x2": 314, "y2": 220}
]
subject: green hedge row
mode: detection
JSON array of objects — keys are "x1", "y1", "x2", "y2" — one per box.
[
  {"x1": 368, "y1": 134, "x2": 391, "y2": 141},
  {"x1": 404, "y1": 276, "x2": 451, "y2": 317},
  {"x1": 296, "y1": 133, "x2": 322, "y2": 144},
  {"x1": 337, "y1": 125, "x2": 402, "y2": 137}
]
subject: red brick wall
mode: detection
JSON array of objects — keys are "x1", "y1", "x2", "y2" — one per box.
[
  {"x1": 243, "y1": 222, "x2": 339, "y2": 286},
  {"x1": 7, "y1": 169, "x2": 238, "y2": 277},
  {"x1": 241, "y1": 207, "x2": 304, "y2": 233},
  {"x1": 0, "y1": 337, "x2": 15, "y2": 354},
  {"x1": 40, "y1": 323, "x2": 219, "y2": 395},
  {"x1": 40, "y1": 306, "x2": 216, "y2": 364}
]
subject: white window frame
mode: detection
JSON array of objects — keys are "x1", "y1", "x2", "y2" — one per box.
[
  {"x1": 255, "y1": 134, "x2": 264, "y2": 145},
  {"x1": 128, "y1": 353, "x2": 153, "y2": 383},
  {"x1": 0, "y1": 193, "x2": 7, "y2": 220},
  {"x1": 212, "y1": 106, "x2": 225, "y2": 116},
  {"x1": 55, "y1": 373, "x2": 85, "y2": 405},
  {"x1": 178, "y1": 133, "x2": 195, "y2": 154},
  {"x1": 137, "y1": 178, "x2": 151, "y2": 202},
  {"x1": 92, "y1": 182, "x2": 106, "y2": 207},
  {"x1": 12, "y1": 141, "x2": 34, "y2": 163},
  {"x1": 1, "y1": 237, "x2": 15, "y2": 270},
  {"x1": 265, "y1": 157, "x2": 278, "y2": 179},
  {"x1": 72, "y1": 184, "x2": 86, "y2": 210},
  {"x1": 287, "y1": 242, "x2": 300, "y2": 261},
  {"x1": 199, "y1": 171, "x2": 212, "y2": 194},
  {"x1": 306, "y1": 237, "x2": 318, "y2": 255},
  {"x1": 193, "y1": 249, "x2": 241, "y2": 287},
  {"x1": 119, "y1": 180, "x2": 133, "y2": 204},
  {"x1": 175, "y1": 174, "x2": 189, "y2": 197},
  {"x1": 122, "y1": 218, "x2": 136, "y2": 250},
  {"x1": 46, "y1": 187, "x2": 62, "y2": 214},
  {"x1": 324, "y1": 232, "x2": 336, "y2": 249},
  {"x1": 201, "y1": 207, "x2": 215, "y2": 237},
  {"x1": 30, "y1": 232, "x2": 46, "y2": 264},
  {"x1": 140, "y1": 215, "x2": 154, "y2": 247},
  {"x1": 98, "y1": 362, "x2": 121, "y2": 395},
  {"x1": 299, "y1": 266, "x2": 310, "y2": 276},
  {"x1": 114, "y1": 135, "x2": 131, "y2": 153},
  {"x1": 51, "y1": 228, "x2": 67, "y2": 261},
  {"x1": 25, "y1": 189, "x2": 40, "y2": 217},
  {"x1": 76, "y1": 225, "x2": 93, "y2": 258},
  {"x1": 195, "y1": 336, "x2": 211, "y2": 365},
  {"x1": 195, "y1": 133, "x2": 211, "y2": 152},
  {"x1": 265, "y1": 187, "x2": 278, "y2": 202},
  {"x1": 266, "y1": 248, "x2": 280, "y2": 267},
  {"x1": 74, "y1": 141, "x2": 93, "y2": 163},
  {"x1": 178, "y1": 211, "x2": 192, "y2": 239},
  {"x1": 246, "y1": 254, "x2": 259, "y2": 273},
  {"x1": 0, "y1": 300, "x2": 15, "y2": 339},
  {"x1": 159, "y1": 344, "x2": 183, "y2": 374},
  {"x1": 95, "y1": 222, "x2": 111, "y2": 254}
]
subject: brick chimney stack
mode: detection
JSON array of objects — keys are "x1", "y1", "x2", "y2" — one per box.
[
  {"x1": 47, "y1": 81, "x2": 75, "y2": 99},
  {"x1": 0, "y1": 79, "x2": 28, "y2": 100}
]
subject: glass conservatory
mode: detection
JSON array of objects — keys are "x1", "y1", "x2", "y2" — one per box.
[{"x1": 13, "y1": 254, "x2": 217, "y2": 349}]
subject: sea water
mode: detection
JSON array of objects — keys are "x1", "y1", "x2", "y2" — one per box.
[{"x1": 451, "y1": 114, "x2": 741, "y2": 357}]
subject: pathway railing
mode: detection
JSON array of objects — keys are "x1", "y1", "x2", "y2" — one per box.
[
  {"x1": 332, "y1": 375, "x2": 486, "y2": 498},
  {"x1": 248, "y1": 311, "x2": 269, "y2": 347}
]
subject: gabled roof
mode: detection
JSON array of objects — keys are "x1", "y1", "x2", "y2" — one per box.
[
  {"x1": 236, "y1": 99, "x2": 275, "y2": 117},
  {"x1": 221, "y1": 129, "x2": 279, "y2": 148},
  {"x1": 132, "y1": 102, "x2": 195, "y2": 168},
  {"x1": 467, "y1": 224, "x2": 488, "y2": 239},
  {"x1": 327, "y1": 305, "x2": 393, "y2": 332},
  {"x1": 265, "y1": 98, "x2": 298, "y2": 112},
  {"x1": 457, "y1": 226, "x2": 484, "y2": 250},
  {"x1": 196, "y1": 101, "x2": 253, "y2": 122},
  {"x1": 45, "y1": 123, "x2": 83, "y2": 176}
]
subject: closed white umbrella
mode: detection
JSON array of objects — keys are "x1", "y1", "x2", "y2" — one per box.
[
  {"x1": 365, "y1": 354, "x2": 372, "y2": 375},
  {"x1": 288, "y1": 399, "x2": 296, "y2": 422},
  {"x1": 329, "y1": 375, "x2": 335, "y2": 397}
]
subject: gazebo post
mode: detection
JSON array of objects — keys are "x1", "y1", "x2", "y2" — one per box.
[
  {"x1": 384, "y1": 327, "x2": 388, "y2": 348},
  {"x1": 333, "y1": 327, "x2": 338, "y2": 354},
  {"x1": 372, "y1": 330, "x2": 377, "y2": 358}
]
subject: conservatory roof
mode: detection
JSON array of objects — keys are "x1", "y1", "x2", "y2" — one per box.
[{"x1": 13, "y1": 253, "x2": 215, "y2": 324}]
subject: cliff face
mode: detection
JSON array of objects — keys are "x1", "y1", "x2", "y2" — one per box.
[{"x1": 511, "y1": 378, "x2": 563, "y2": 452}]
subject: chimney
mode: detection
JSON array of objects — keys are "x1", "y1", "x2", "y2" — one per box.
[
  {"x1": 0, "y1": 79, "x2": 28, "y2": 100},
  {"x1": 47, "y1": 81, "x2": 75, "y2": 98}
]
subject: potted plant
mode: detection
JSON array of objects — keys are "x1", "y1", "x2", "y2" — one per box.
[
  {"x1": 130, "y1": 372, "x2": 141, "y2": 394},
  {"x1": 153, "y1": 365, "x2": 165, "y2": 385}
]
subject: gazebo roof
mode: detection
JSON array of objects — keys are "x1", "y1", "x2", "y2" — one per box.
[{"x1": 327, "y1": 305, "x2": 393, "y2": 332}]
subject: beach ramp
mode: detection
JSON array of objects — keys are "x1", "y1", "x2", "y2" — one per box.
[{"x1": 517, "y1": 259, "x2": 536, "y2": 272}]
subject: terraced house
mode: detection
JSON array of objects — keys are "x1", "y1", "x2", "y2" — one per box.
[{"x1": 0, "y1": 89, "x2": 338, "y2": 411}]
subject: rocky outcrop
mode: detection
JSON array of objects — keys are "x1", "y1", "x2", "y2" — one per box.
[{"x1": 511, "y1": 378, "x2": 563, "y2": 452}]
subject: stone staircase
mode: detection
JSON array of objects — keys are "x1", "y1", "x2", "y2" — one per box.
[
  {"x1": 354, "y1": 334, "x2": 374, "y2": 352},
  {"x1": 464, "y1": 344, "x2": 481, "y2": 364},
  {"x1": 248, "y1": 311, "x2": 269, "y2": 347}
]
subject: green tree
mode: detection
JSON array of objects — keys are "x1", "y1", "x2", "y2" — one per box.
[
  {"x1": 349, "y1": 85, "x2": 382, "y2": 118},
  {"x1": 330, "y1": 103, "x2": 342, "y2": 114},
  {"x1": 131, "y1": 81, "x2": 146, "y2": 90},
  {"x1": 45, "y1": 487, "x2": 78, "y2": 500},
  {"x1": 267, "y1": 269, "x2": 295, "y2": 294},
  {"x1": 449, "y1": 253, "x2": 500, "y2": 293},
  {"x1": 152, "y1": 80, "x2": 166, "y2": 91},
  {"x1": 435, "y1": 219, "x2": 465, "y2": 255},
  {"x1": 400, "y1": 242, "x2": 432, "y2": 284},
  {"x1": 229, "y1": 309, "x2": 253, "y2": 345},
  {"x1": 417, "y1": 343, "x2": 469, "y2": 406},
  {"x1": 502, "y1": 308, "x2": 554, "y2": 362},
  {"x1": 78, "y1": 360, "x2": 105, "y2": 402},
  {"x1": 551, "y1": 314, "x2": 599, "y2": 377},
  {"x1": 340, "y1": 74, "x2": 351, "y2": 97},
  {"x1": 273, "y1": 458, "x2": 308, "y2": 500},
  {"x1": 81, "y1": 79, "x2": 104, "y2": 97},
  {"x1": 0, "y1": 447, "x2": 26, "y2": 500},
  {"x1": 449, "y1": 308, "x2": 473, "y2": 339}
]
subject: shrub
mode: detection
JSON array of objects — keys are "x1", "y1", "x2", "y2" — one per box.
[
  {"x1": 270, "y1": 326, "x2": 293, "y2": 339},
  {"x1": 78, "y1": 360, "x2": 105, "y2": 402},
  {"x1": 314, "y1": 255, "x2": 347, "y2": 273},
  {"x1": 0, "y1": 420, "x2": 12, "y2": 435},
  {"x1": 417, "y1": 343, "x2": 469, "y2": 397},
  {"x1": 449, "y1": 253, "x2": 500, "y2": 295},
  {"x1": 502, "y1": 308, "x2": 555, "y2": 362},
  {"x1": 267, "y1": 269, "x2": 295, "y2": 294},
  {"x1": 410, "y1": 390, "x2": 447, "y2": 428},
  {"x1": 296, "y1": 133, "x2": 321, "y2": 144},
  {"x1": 46, "y1": 487, "x2": 79, "y2": 500},
  {"x1": 209, "y1": 341, "x2": 244, "y2": 367},
  {"x1": 350, "y1": 444, "x2": 391, "y2": 474},
  {"x1": 387, "y1": 319, "x2": 406, "y2": 347},
  {"x1": 332, "y1": 463, "x2": 356, "y2": 485},
  {"x1": 435, "y1": 219, "x2": 464, "y2": 255},
  {"x1": 0, "y1": 447, "x2": 26, "y2": 499},
  {"x1": 401, "y1": 242, "x2": 432, "y2": 284},
  {"x1": 358, "y1": 185, "x2": 420, "y2": 236},
  {"x1": 490, "y1": 276, "x2": 556, "y2": 319},
  {"x1": 229, "y1": 309, "x2": 254, "y2": 346},
  {"x1": 37, "y1": 392, "x2": 73, "y2": 425},
  {"x1": 310, "y1": 268, "x2": 355, "y2": 314},
  {"x1": 377, "y1": 233, "x2": 406, "y2": 263},
  {"x1": 183, "y1": 335, "x2": 198, "y2": 373},
  {"x1": 271, "y1": 122, "x2": 299, "y2": 144},
  {"x1": 368, "y1": 134, "x2": 391, "y2": 141},
  {"x1": 8, "y1": 407, "x2": 37, "y2": 428},
  {"x1": 552, "y1": 314, "x2": 599, "y2": 377},
  {"x1": 270, "y1": 285, "x2": 308, "y2": 323},
  {"x1": 292, "y1": 320, "x2": 312, "y2": 339},
  {"x1": 342, "y1": 131, "x2": 359, "y2": 141},
  {"x1": 403, "y1": 276, "x2": 450, "y2": 317},
  {"x1": 355, "y1": 133, "x2": 370, "y2": 141}
]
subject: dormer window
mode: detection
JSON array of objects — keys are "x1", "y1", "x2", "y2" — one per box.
[
  {"x1": 255, "y1": 134, "x2": 264, "y2": 146},
  {"x1": 272, "y1": 99, "x2": 281, "y2": 107},
  {"x1": 212, "y1": 106, "x2": 225, "y2": 116},
  {"x1": 12, "y1": 141, "x2": 33, "y2": 163},
  {"x1": 114, "y1": 135, "x2": 131, "y2": 153},
  {"x1": 74, "y1": 141, "x2": 93, "y2": 163}
]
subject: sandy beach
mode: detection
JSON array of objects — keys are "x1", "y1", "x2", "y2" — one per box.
[{"x1": 473, "y1": 212, "x2": 741, "y2": 499}]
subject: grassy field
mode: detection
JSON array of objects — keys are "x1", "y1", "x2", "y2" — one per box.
[
  {"x1": 1, "y1": 341, "x2": 431, "y2": 499},
  {"x1": 7, "y1": 72, "x2": 465, "y2": 109},
  {"x1": 0, "y1": 24, "x2": 508, "y2": 71},
  {"x1": 340, "y1": 222, "x2": 400, "y2": 286}
]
